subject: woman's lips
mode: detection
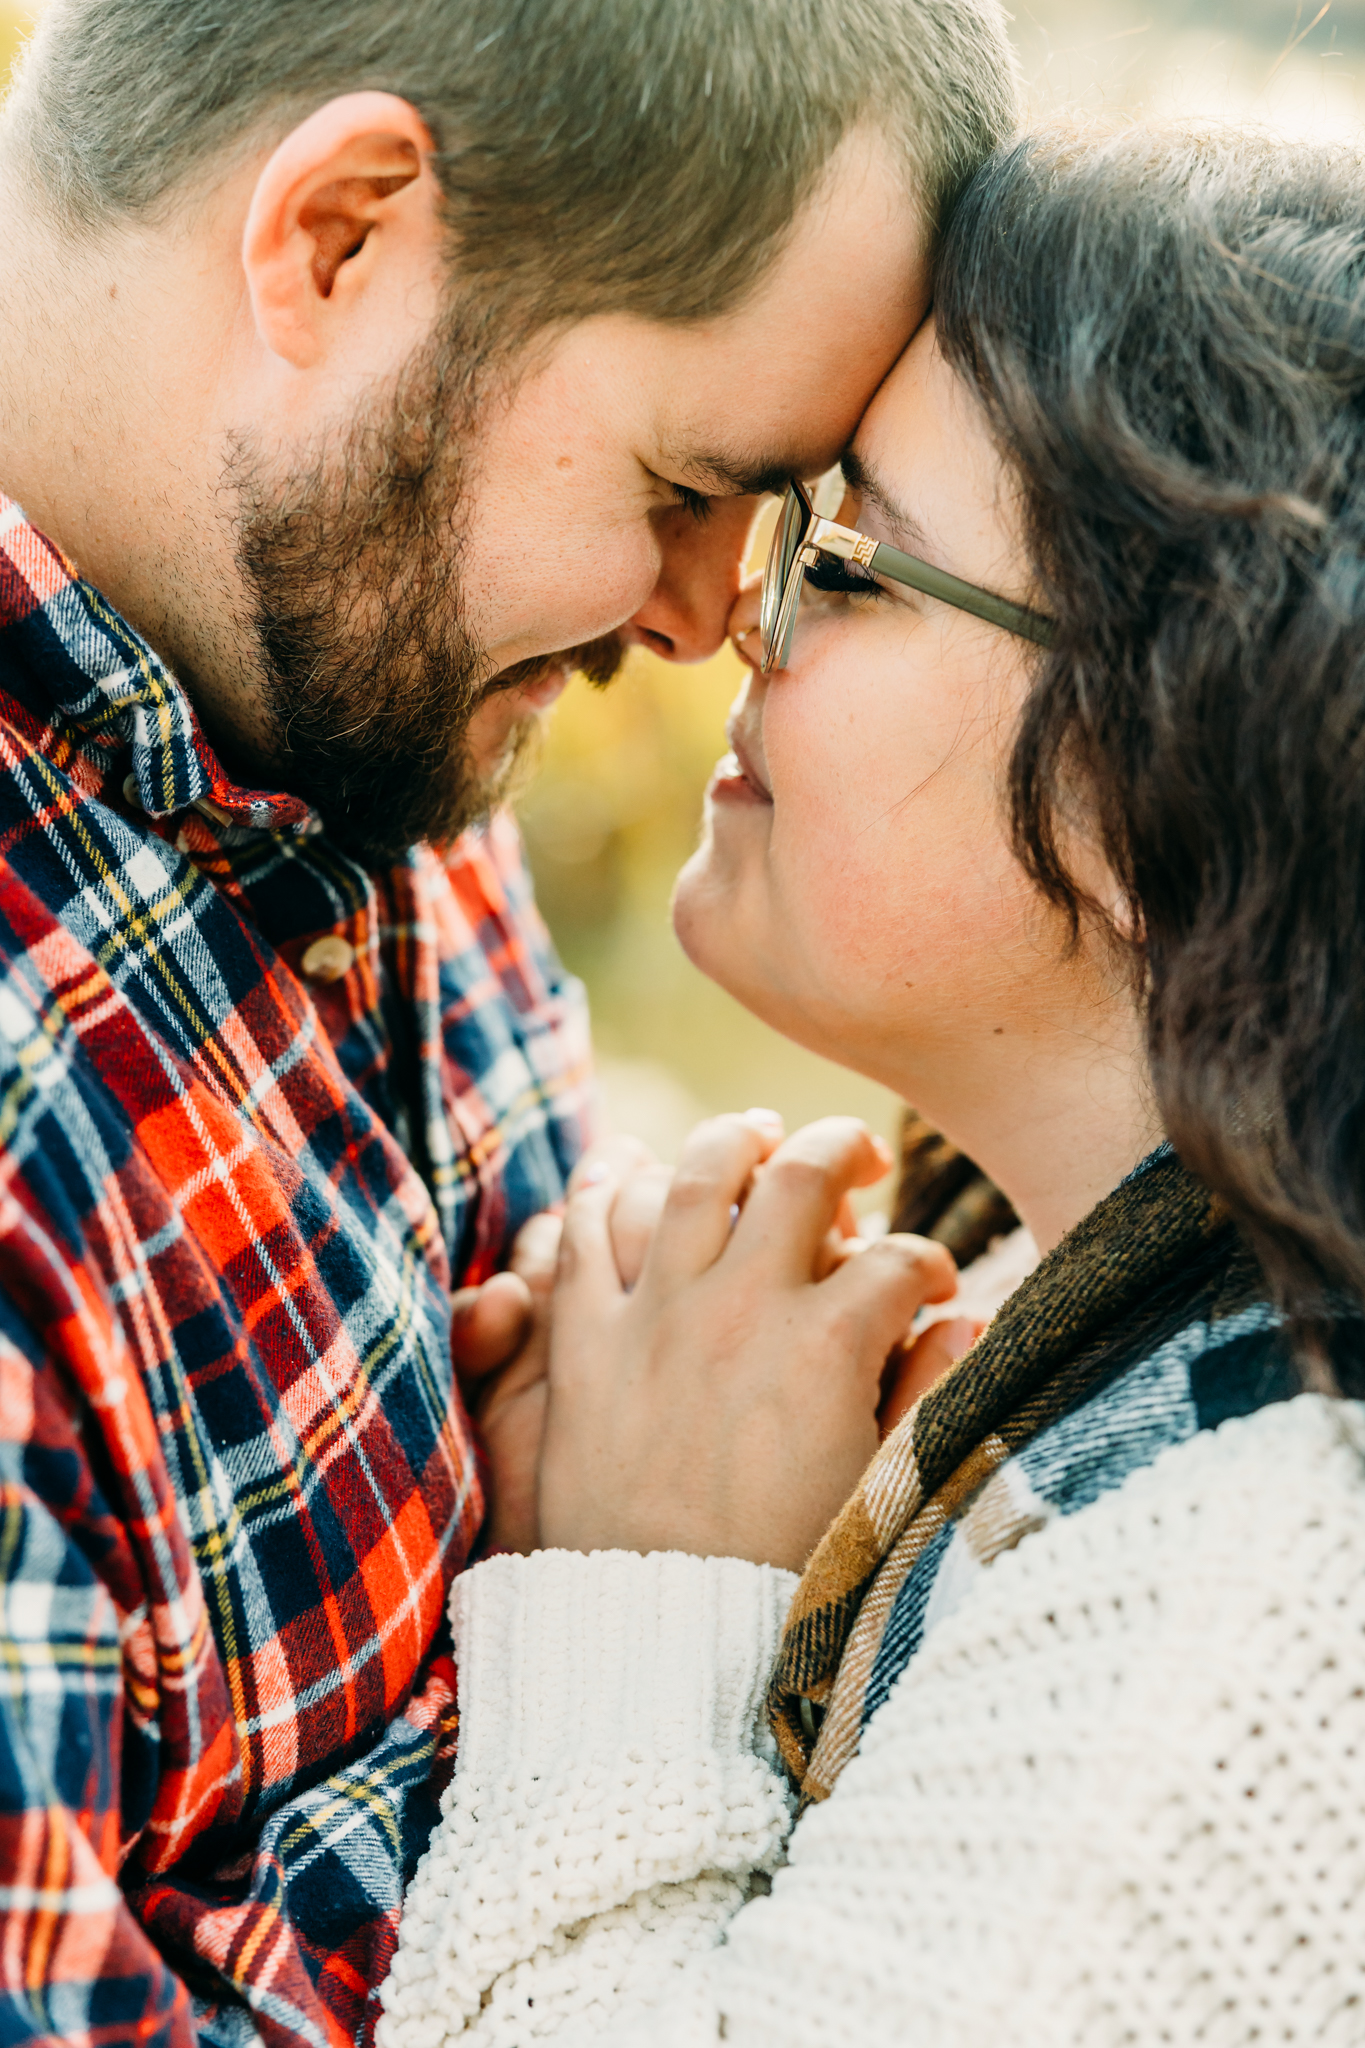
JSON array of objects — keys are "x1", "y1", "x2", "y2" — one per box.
[{"x1": 709, "y1": 728, "x2": 773, "y2": 806}]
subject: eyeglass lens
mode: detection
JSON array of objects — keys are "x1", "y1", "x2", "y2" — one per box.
[{"x1": 760, "y1": 487, "x2": 811, "y2": 670}]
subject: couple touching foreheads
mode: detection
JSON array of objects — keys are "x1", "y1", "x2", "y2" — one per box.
[{"x1": 0, "y1": 1, "x2": 1362, "y2": 2043}]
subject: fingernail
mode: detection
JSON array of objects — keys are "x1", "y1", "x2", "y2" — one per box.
[
  {"x1": 870, "y1": 1135, "x2": 895, "y2": 1169},
  {"x1": 575, "y1": 1161, "x2": 612, "y2": 1188},
  {"x1": 742, "y1": 1106, "x2": 784, "y2": 1133}
]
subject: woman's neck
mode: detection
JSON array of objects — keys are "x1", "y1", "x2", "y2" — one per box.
[{"x1": 892, "y1": 1001, "x2": 1163, "y2": 1257}]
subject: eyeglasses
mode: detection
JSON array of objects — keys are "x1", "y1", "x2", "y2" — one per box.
[{"x1": 759, "y1": 478, "x2": 1056, "y2": 674}]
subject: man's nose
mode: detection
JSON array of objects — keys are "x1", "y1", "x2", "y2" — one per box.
[{"x1": 623, "y1": 497, "x2": 761, "y2": 663}]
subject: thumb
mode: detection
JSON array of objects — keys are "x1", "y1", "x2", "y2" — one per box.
[{"x1": 451, "y1": 1271, "x2": 533, "y2": 1383}]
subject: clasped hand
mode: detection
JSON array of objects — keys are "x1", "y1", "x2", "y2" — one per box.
[{"x1": 455, "y1": 1113, "x2": 968, "y2": 1573}]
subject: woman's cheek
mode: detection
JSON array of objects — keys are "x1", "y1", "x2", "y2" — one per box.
[
  {"x1": 765, "y1": 663, "x2": 1004, "y2": 1002},
  {"x1": 767, "y1": 756, "x2": 910, "y2": 993}
]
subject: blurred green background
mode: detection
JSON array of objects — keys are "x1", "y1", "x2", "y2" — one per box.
[{"x1": 4, "y1": 0, "x2": 1363, "y2": 1175}]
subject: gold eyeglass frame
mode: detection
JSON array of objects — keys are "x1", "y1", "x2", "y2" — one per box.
[{"x1": 759, "y1": 478, "x2": 1056, "y2": 673}]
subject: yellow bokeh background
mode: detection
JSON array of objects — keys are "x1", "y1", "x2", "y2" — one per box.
[{"x1": 3, "y1": 0, "x2": 1361, "y2": 1173}]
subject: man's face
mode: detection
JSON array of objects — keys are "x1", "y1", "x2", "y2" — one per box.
[{"x1": 235, "y1": 128, "x2": 926, "y2": 861}]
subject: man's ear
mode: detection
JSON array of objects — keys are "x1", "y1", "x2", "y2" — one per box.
[{"x1": 242, "y1": 91, "x2": 441, "y2": 370}]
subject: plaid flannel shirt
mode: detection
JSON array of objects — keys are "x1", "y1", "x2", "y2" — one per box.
[{"x1": 0, "y1": 497, "x2": 592, "y2": 2048}]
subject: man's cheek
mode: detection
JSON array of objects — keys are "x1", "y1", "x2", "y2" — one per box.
[{"x1": 466, "y1": 538, "x2": 658, "y2": 670}]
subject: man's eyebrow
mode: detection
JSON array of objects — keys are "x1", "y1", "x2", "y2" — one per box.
[
  {"x1": 672, "y1": 452, "x2": 804, "y2": 499},
  {"x1": 840, "y1": 448, "x2": 932, "y2": 555}
]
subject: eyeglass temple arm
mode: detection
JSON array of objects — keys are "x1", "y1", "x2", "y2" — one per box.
[{"x1": 809, "y1": 521, "x2": 1056, "y2": 650}]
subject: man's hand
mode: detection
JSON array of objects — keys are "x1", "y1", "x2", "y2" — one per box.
[
  {"x1": 453, "y1": 1137, "x2": 667, "y2": 1552},
  {"x1": 538, "y1": 1113, "x2": 958, "y2": 1572},
  {"x1": 452, "y1": 1215, "x2": 558, "y2": 1553}
]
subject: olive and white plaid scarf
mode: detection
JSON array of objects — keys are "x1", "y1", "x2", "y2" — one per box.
[{"x1": 770, "y1": 1146, "x2": 1293, "y2": 1803}]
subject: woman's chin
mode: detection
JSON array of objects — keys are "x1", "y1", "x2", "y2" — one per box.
[
  {"x1": 672, "y1": 845, "x2": 789, "y2": 1024},
  {"x1": 670, "y1": 844, "x2": 724, "y2": 975},
  {"x1": 670, "y1": 839, "x2": 767, "y2": 998}
]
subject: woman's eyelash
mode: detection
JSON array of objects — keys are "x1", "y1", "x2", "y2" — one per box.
[{"x1": 802, "y1": 553, "x2": 882, "y2": 596}]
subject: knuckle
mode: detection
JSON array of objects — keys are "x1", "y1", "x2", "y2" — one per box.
[
  {"x1": 557, "y1": 1186, "x2": 605, "y2": 1262},
  {"x1": 762, "y1": 1152, "x2": 831, "y2": 1200},
  {"x1": 818, "y1": 1295, "x2": 870, "y2": 1352},
  {"x1": 784, "y1": 1115, "x2": 869, "y2": 1162},
  {"x1": 553, "y1": 1225, "x2": 586, "y2": 1285},
  {"x1": 849, "y1": 1236, "x2": 947, "y2": 1301},
  {"x1": 511, "y1": 1211, "x2": 562, "y2": 1273},
  {"x1": 880, "y1": 1231, "x2": 955, "y2": 1273},
  {"x1": 665, "y1": 1165, "x2": 726, "y2": 1214},
  {"x1": 678, "y1": 1113, "x2": 759, "y2": 1171}
]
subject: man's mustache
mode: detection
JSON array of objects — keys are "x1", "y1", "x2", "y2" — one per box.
[{"x1": 485, "y1": 632, "x2": 627, "y2": 696}]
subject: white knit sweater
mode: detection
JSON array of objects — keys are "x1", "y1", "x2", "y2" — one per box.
[{"x1": 378, "y1": 1394, "x2": 1365, "y2": 2047}]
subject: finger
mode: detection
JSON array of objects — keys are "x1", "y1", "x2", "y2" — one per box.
[
  {"x1": 509, "y1": 1209, "x2": 563, "y2": 1302},
  {"x1": 642, "y1": 1110, "x2": 784, "y2": 1290},
  {"x1": 879, "y1": 1315, "x2": 980, "y2": 1436},
  {"x1": 609, "y1": 1162, "x2": 673, "y2": 1290},
  {"x1": 732, "y1": 1117, "x2": 894, "y2": 1283},
  {"x1": 568, "y1": 1133, "x2": 656, "y2": 1194},
  {"x1": 813, "y1": 1225, "x2": 868, "y2": 1281},
  {"x1": 450, "y1": 1272, "x2": 533, "y2": 1384},
  {"x1": 554, "y1": 1163, "x2": 630, "y2": 1331},
  {"x1": 819, "y1": 1232, "x2": 959, "y2": 1376}
]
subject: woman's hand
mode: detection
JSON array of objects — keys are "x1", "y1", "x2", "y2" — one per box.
[{"x1": 539, "y1": 1113, "x2": 958, "y2": 1572}]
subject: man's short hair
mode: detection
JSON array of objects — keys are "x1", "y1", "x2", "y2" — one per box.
[{"x1": 6, "y1": 0, "x2": 1017, "y2": 328}]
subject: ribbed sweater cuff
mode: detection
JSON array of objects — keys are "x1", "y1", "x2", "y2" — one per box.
[{"x1": 450, "y1": 1548, "x2": 800, "y2": 1777}]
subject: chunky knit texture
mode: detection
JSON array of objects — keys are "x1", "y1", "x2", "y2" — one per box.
[
  {"x1": 773, "y1": 1145, "x2": 1249, "y2": 1802},
  {"x1": 380, "y1": 1394, "x2": 1365, "y2": 2047}
]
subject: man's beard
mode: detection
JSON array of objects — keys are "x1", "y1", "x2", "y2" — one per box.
[{"x1": 230, "y1": 310, "x2": 626, "y2": 864}]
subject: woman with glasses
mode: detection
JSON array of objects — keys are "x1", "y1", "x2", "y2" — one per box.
[{"x1": 380, "y1": 125, "x2": 1365, "y2": 2048}]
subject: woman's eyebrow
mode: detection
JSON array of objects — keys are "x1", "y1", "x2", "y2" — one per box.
[{"x1": 840, "y1": 448, "x2": 933, "y2": 555}]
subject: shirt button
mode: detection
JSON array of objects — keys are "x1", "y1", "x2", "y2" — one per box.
[
  {"x1": 300, "y1": 934, "x2": 355, "y2": 983},
  {"x1": 122, "y1": 774, "x2": 142, "y2": 809},
  {"x1": 195, "y1": 796, "x2": 234, "y2": 826}
]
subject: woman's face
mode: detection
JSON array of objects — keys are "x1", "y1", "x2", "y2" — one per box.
[{"x1": 673, "y1": 319, "x2": 1075, "y2": 1097}]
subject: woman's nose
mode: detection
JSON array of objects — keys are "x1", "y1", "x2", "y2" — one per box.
[{"x1": 727, "y1": 576, "x2": 762, "y2": 672}]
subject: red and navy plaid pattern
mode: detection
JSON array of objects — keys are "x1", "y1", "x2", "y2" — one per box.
[{"x1": 0, "y1": 498, "x2": 591, "y2": 2048}]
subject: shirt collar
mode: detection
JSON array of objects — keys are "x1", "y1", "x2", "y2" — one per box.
[{"x1": 0, "y1": 493, "x2": 319, "y2": 836}]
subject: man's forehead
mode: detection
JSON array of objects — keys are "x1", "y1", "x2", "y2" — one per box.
[{"x1": 650, "y1": 283, "x2": 921, "y2": 500}]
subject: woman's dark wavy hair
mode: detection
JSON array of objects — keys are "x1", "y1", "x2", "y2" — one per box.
[{"x1": 933, "y1": 124, "x2": 1365, "y2": 1358}]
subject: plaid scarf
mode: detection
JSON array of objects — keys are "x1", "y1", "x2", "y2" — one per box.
[{"x1": 770, "y1": 1146, "x2": 1289, "y2": 1803}]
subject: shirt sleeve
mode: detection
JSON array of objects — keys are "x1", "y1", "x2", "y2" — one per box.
[
  {"x1": 0, "y1": 1312, "x2": 196, "y2": 2046},
  {"x1": 378, "y1": 1397, "x2": 1365, "y2": 2048}
]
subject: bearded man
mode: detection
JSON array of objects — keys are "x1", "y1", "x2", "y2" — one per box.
[{"x1": 0, "y1": 1, "x2": 1016, "y2": 2042}]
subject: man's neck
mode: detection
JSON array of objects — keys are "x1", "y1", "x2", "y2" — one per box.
[{"x1": 0, "y1": 162, "x2": 266, "y2": 751}]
